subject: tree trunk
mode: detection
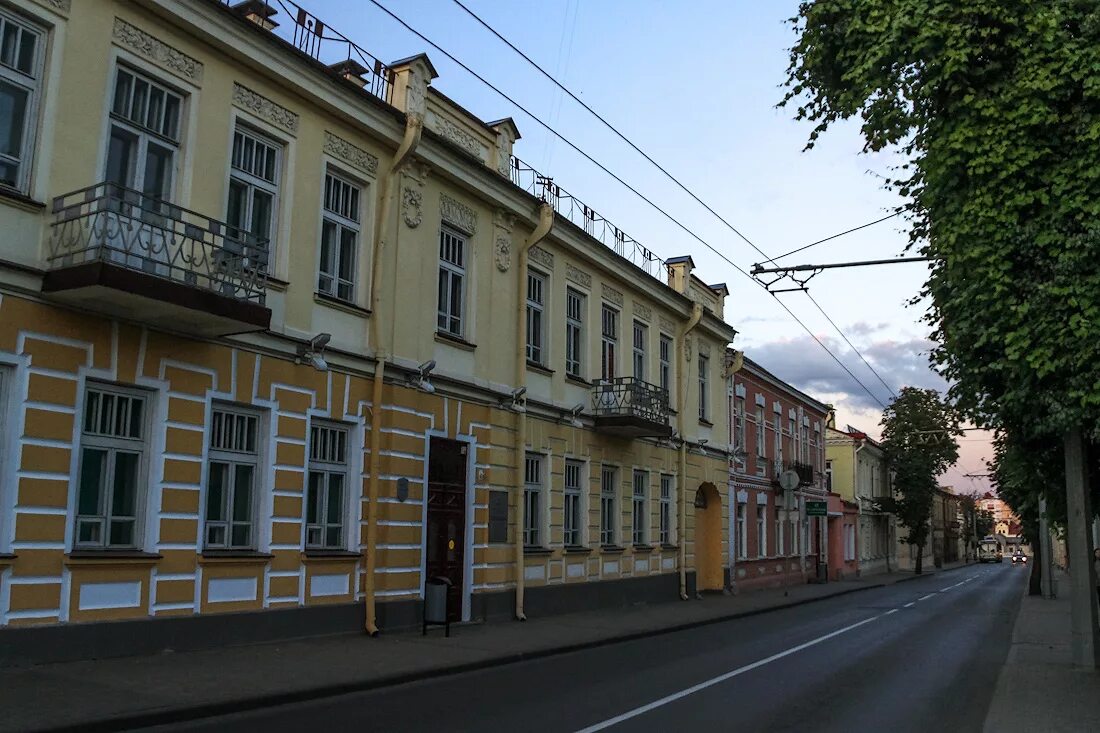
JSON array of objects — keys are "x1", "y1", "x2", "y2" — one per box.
[
  {"x1": 915, "y1": 542, "x2": 924, "y2": 575},
  {"x1": 1028, "y1": 529, "x2": 1043, "y2": 596},
  {"x1": 1062, "y1": 427, "x2": 1099, "y2": 668}
]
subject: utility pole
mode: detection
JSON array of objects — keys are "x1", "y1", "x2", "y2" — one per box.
[
  {"x1": 1063, "y1": 428, "x2": 1099, "y2": 668},
  {"x1": 1039, "y1": 495, "x2": 1055, "y2": 600}
]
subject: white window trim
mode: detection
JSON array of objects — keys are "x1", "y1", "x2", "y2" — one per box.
[
  {"x1": 0, "y1": 7, "x2": 44, "y2": 194},
  {"x1": 104, "y1": 65, "x2": 184, "y2": 202},
  {"x1": 659, "y1": 473, "x2": 675, "y2": 546},
  {"x1": 632, "y1": 320, "x2": 647, "y2": 382},
  {"x1": 565, "y1": 288, "x2": 585, "y2": 379},
  {"x1": 437, "y1": 225, "x2": 467, "y2": 337},
  {"x1": 526, "y1": 269, "x2": 547, "y2": 365},
  {"x1": 306, "y1": 421, "x2": 351, "y2": 550},
  {"x1": 658, "y1": 333, "x2": 672, "y2": 400},
  {"x1": 317, "y1": 168, "x2": 363, "y2": 304},
  {"x1": 563, "y1": 458, "x2": 585, "y2": 547},
  {"x1": 756, "y1": 504, "x2": 767, "y2": 559},
  {"x1": 698, "y1": 354, "x2": 709, "y2": 421},
  {"x1": 523, "y1": 452, "x2": 545, "y2": 547},
  {"x1": 736, "y1": 504, "x2": 747, "y2": 559},
  {"x1": 203, "y1": 405, "x2": 262, "y2": 550},
  {"x1": 600, "y1": 304, "x2": 619, "y2": 381},
  {"x1": 74, "y1": 384, "x2": 151, "y2": 550},
  {"x1": 631, "y1": 469, "x2": 648, "y2": 546},
  {"x1": 600, "y1": 465, "x2": 618, "y2": 546}
]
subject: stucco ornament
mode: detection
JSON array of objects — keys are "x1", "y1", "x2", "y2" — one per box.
[
  {"x1": 529, "y1": 246, "x2": 553, "y2": 269},
  {"x1": 402, "y1": 187, "x2": 423, "y2": 228},
  {"x1": 440, "y1": 194, "x2": 477, "y2": 234},
  {"x1": 684, "y1": 336, "x2": 694, "y2": 362},
  {"x1": 495, "y1": 235, "x2": 511, "y2": 272},
  {"x1": 323, "y1": 132, "x2": 378, "y2": 176},
  {"x1": 113, "y1": 18, "x2": 204, "y2": 83},
  {"x1": 232, "y1": 83, "x2": 299, "y2": 134},
  {"x1": 566, "y1": 263, "x2": 592, "y2": 288}
]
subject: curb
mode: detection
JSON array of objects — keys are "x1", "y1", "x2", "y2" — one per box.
[{"x1": 29, "y1": 569, "x2": 964, "y2": 733}]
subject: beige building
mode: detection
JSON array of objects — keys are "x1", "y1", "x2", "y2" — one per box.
[
  {"x1": 826, "y1": 425, "x2": 896, "y2": 575},
  {"x1": 0, "y1": 0, "x2": 735, "y2": 661}
]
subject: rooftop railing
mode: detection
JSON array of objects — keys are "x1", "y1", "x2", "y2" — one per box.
[
  {"x1": 211, "y1": 0, "x2": 394, "y2": 104},
  {"x1": 510, "y1": 156, "x2": 668, "y2": 282},
  {"x1": 48, "y1": 182, "x2": 269, "y2": 305}
]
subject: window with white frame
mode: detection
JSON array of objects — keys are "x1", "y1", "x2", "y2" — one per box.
[
  {"x1": 523, "y1": 453, "x2": 543, "y2": 547},
  {"x1": 788, "y1": 417, "x2": 796, "y2": 462},
  {"x1": 659, "y1": 474, "x2": 674, "y2": 545},
  {"x1": 632, "y1": 321, "x2": 647, "y2": 381},
  {"x1": 227, "y1": 125, "x2": 281, "y2": 245},
  {"x1": 0, "y1": 9, "x2": 43, "y2": 193},
  {"x1": 564, "y1": 459, "x2": 583, "y2": 547},
  {"x1": 659, "y1": 334, "x2": 672, "y2": 398},
  {"x1": 755, "y1": 405, "x2": 766, "y2": 475},
  {"x1": 75, "y1": 386, "x2": 149, "y2": 548},
  {"x1": 735, "y1": 395, "x2": 746, "y2": 468},
  {"x1": 774, "y1": 412, "x2": 782, "y2": 468},
  {"x1": 565, "y1": 288, "x2": 584, "y2": 379},
  {"x1": 698, "y1": 354, "x2": 709, "y2": 421},
  {"x1": 756, "y1": 504, "x2": 767, "y2": 558},
  {"x1": 600, "y1": 305, "x2": 618, "y2": 381},
  {"x1": 736, "y1": 503, "x2": 747, "y2": 559},
  {"x1": 437, "y1": 226, "x2": 466, "y2": 336},
  {"x1": 526, "y1": 270, "x2": 546, "y2": 364},
  {"x1": 0, "y1": 368, "x2": 8, "y2": 527},
  {"x1": 632, "y1": 469, "x2": 648, "y2": 546},
  {"x1": 105, "y1": 67, "x2": 182, "y2": 207},
  {"x1": 318, "y1": 171, "x2": 361, "y2": 302},
  {"x1": 306, "y1": 423, "x2": 349, "y2": 549},
  {"x1": 826, "y1": 459, "x2": 833, "y2": 492},
  {"x1": 600, "y1": 465, "x2": 617, "y2": 546},
  {"x1": 204, "y1": 407, "x2": 260, "y2": 549},
  {"x1": 813, "y1": 424, "x2": 822, "y2": 472}
]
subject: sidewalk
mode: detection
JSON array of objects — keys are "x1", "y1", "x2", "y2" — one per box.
[
  {"x1": 983, "y1": 570, "x2": 1100, "y2": 732},
  {"x1": 0, "y1": 563, "x2": 967, "y2": 733}
]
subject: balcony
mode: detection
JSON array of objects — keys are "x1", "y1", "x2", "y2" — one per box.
[
  {"x1": 787, "y1": 461, "x2": 815, "y2": 487},
  {"x1": 591, "y1": 377, "x2": 672, "y2": 439},
  {"x1": 43, "y1": 182, "x2": 271, "y2": 337}
]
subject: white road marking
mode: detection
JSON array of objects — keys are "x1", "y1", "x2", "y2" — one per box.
[
  {"x1": 884, "y1": 609, "x2": 899, "y2": 615},
  {"x1": 903, "y1": 602, "x2": 916, "y2": 608},
  {"x1": 572, "y1": 614, "x2": 883, "y2": 733},
  {"x1": 918, "y1": 593, "x2": 936, "y2": 601}
]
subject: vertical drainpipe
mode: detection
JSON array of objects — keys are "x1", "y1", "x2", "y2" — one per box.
[
  {"x1": 678, "y1": 304, "x2": 703, "y2": 600},
  {"x1": 853, "y1": 437, "x2": 865, "y2": 576},
  {"x1": 513, "y1": 202, "x2": 555, "y2": 621},
  {"x1": 364, "y1": 113, "x2": 423, "y2": 635}
]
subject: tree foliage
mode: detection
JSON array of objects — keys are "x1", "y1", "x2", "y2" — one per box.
[
  {"x1": 879, "y1": 387, "x2": 961, "y2": 573},
  {"x1": 781, "y1": 1, "x2": 1100, "y2": 441}
]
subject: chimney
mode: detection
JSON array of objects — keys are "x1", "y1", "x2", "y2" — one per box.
[
  {"x1": 232, "y1": 0, "x2": 279, "y2": 30},
  {"x1": 327, "y1": 59, "x2": 371, "y2": 89},
  {"x1": 488, "y1": 118, "x2": 521, "y2": 178},
  {"x1": 388, "y1": 54, "x2": 438, "y2": 119},
  {"x1": 664, "y1": 255, "x2": 695, "y2": 294}
]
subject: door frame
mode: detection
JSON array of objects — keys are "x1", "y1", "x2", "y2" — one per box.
[{"x1": 420, "y1": 429, "x2": 475, "y2": 622}]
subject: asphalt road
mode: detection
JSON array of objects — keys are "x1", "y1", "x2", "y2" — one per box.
[{"x1": 147, "y1": 562, "x2": 1025, "y2": 733}]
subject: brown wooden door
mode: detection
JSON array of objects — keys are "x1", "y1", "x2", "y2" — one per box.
[{"x1": 426, "y1": 437, "x2": 467, "y2": 622}]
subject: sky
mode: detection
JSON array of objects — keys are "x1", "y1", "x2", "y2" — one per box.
[{"x1": 295, "y1": 0, "x2": 993, "y2": 493}]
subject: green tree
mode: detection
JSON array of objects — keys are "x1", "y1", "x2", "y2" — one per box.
[{"x1": 879, "y1": 387, "x2": 961, "y2": 574}]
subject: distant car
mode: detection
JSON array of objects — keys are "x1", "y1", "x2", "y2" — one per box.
[
  {"x1": 1012, "y1": 552, "x2": 1027, "y2": 564},
  {"x1": 978, "y1": 540, "x2": 1002, "y2": 563}
]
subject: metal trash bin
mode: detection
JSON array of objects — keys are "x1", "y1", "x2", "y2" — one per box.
[{"x1": 423, "y1": 576, "x2": 453, "y2": 637}]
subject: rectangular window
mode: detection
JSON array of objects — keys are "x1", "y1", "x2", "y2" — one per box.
[
  {"x1": 76, "y1": 386, "x2": 148, "y2": 548},
  {"x1": 814, "y1": 425, "x2": 822, "y2": 473},
  {"x1": 801, "y1": 423, "x2": 810, "y2": 467},
  {"x1": 659, "y1": 474, "x2": 673, "y2": 545},
  {"x1": 318, "y1": 171, "x2": 361, "y2": 302},
  {"x1": 659, "y1": 334, "x2": 672, "y2": 398},
  {"x1": 526, "y1": 270, "x2": 546, "y2": 365},
  {"x1": 735, "y1": 396, "x2": 746, "y2": 468},
  {"x1": 564, "y1": 460, "x2": 583, "y2": 547},
  {"x1": 632, "y1": 469, "x2": 648, "y2": 546},
  {"x1": 565, "y1": 288, "x2": 584, "y2": 378},
  {"x1": 600, "y1": 305, "x2": 618, "y2": 381},
  {"x1": 698, "y1": 355, "x2": 709, "y2": 421},
  {"x1": 227, "y1": 126, "x2": 280, "y2": 244},
  {"x1": 204, "y1": 407, "x2": 260, "y2": 549},
  {"x1": 600, "y1": 466, "x2": 617, "y2": 546},
  {"x1": 774, "y1": 413, "x2": 782, "y2": 469},
  {"x1": 788, "y1": 418, "x2": 796, "y2": 463},
  {"x1": 306, "y1": 423, "x2": 349, "y2": 549},
  {"x1": 106, "y1": 67, "x2": 183, "y2": 209},
  {"x1": 0, "y1": 9, "x2": 42, "y2": 193},
  {"x1": 826, "y1": 459, "x2": 834, "y2": 492},
  {"x1": 756, "y1": 505, "x2": 767, "y2": 558},
  {"x1": 437, "y1": 227, "x2": 466, "y2": 336},
  {"x1": 632, "y1": 321, "x2": 647, "y2": 381},
  {"x1": 523, "y1": 454, "x2": 543, "y2": 547},
  {"x1": 736, "y1": 504, "x2": 747, "y2": 559},
  {"x1": 756, "y1": 405, "x2": 766, "y2": 476}
]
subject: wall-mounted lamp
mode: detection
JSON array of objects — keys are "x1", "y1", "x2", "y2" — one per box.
[
  {"x1": 296, "y1": 332, "x2": 331, "y2": 371},
  {"x1": 502, "y1": 386, "x2": 526, "y2": 413},
  {"x1": 408, "y1": 360, "x2": 436, "y2": 394},
  {"x1": 564, "y1": 403, "x2": 585, "y2": 428}
]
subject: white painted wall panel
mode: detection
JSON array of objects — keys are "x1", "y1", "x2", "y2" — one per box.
[
  {"x1": 78, "y1": 581, "x2": 142, "y2": 610},
  {"x1": 207, "y1": 577, "x2": 257, "y2": 603}
]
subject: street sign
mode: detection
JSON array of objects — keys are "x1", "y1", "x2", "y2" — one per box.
[
  {"x1": 805, "y1": 500, "x2": 828, "y2": 517},
  {"x1": 778, "y1": 470, "x2": 800, "y2": 492}
]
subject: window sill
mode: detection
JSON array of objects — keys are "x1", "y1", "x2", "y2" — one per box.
[
  {"x1": 0, "y1": 186, "x2": 46, "y2": 212},
  {"x1": 565, "y1": 374, "x2": 592, "y2": 388},
  {"x1": 698, "y1": 418, "x2": 714, "y2": 428},
  {"x1": 66, "y1": 550, "x2": 163, "y2": 566},
  {"x1": 600, "y1": 545, "x2": 626, "y2": 555},
  {"x1": 266, "y1": 276, "x2": 289, "y2": 292},
  {"x1": 563, "y1": 545, "x2": 592, "y2": 555},
  {"x1": 523, "y1": 546, "x2": 554, "y2": 556},
  {"x1": 660, "y1": 543, "x2": 679, "y2": 551},
  {"x1": 314, "y1": 292, "x2": 371, "y2": 317},
  {"x1": 632, "y1": 544, "x2": 656, "y2": 553},
  {"x1": 303, "y1": 549, "x2": 361, "y2": 560},
  {"x1": 435, "y1": 331, "x2": 477, "y2": 351},
  {"x1": 199, "y1": 550, "x2": 274, "y2": 564},
  {"x1": 526, "y1": 360, "x2": 553, "y2": 376}
]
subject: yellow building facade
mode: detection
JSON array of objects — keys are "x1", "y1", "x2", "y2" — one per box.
[{"x1": 0, "y1": 0, "x2": 734, "y2": 656}]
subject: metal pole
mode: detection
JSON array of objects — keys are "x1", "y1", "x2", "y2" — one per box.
[{"x1": 750, "y1": 256, "x2": 933, "y2": 276}]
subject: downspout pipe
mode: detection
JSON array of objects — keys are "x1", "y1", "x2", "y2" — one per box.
[
  {"x1": 513, "y1": 202, "x2": 555, "y2": 622},
  {"x1": 365, "y1": 114, "x2": 423, "y2": 636},
  {"x1": 678, "y1": 304, "x2": 703, "y2": 600}
]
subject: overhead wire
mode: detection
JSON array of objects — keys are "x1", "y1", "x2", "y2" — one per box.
[
  {"x1": 770, "y1": 211, "x2": 903, "y2": 262},
  {"x1": 804, "y1": 290, "x2": 898, "y2": 400},
  {"x1": 368, "y1": 0, "x2": 889, "y2": 410}
]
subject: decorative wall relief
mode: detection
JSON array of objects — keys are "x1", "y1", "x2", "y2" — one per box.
[
  {"x1": 684, "y1": 336, "x2": 694, "y2": 362},
  {"x1": 323, "y1": 132, "x2": 378, "y2": 176},
  {"x1": 495, "y1": 235, "x2": 512, "y2": 272},
  {"x1": 602, "y1": 284, "x2": 624, "y2": 307},
  {"x1": 659, "y1": 317, "x2": 676, "y2": 335},
  {"x1": 113, "y1": 18, "x2": 203, "y2": 83},
  {"x1": 402, "y1": 187, "x2": 423, "y2": 228},
  {"x1": 565, "y1": 263, "x2": 591, "y2": 289},
  {"x1": 440, "y1": 193, "x2": 477, "y2": 234},
  {"x1": 633, "y1": 303, "x2": 652, "y2": 321},
  {"x1": 232, "y1": 82, "x2": 299, "y2": 134},
  {"x1": 529, "y1": 246, "x2": 553, "y2": 269},
  {"x1": 35, "y1": 0, "x2": 71, "y2": 14}
]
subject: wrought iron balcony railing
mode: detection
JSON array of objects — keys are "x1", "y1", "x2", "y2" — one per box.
[
  {"x1": 48, "y1": 182, "x2": 269, "y2": 304},
  {"x1": 591, "y1": 377, "x2": 671, "y2": 427},
  {"x1": 786, "y1": 461, "x2": 815, "y2": 487},
  {"x1": 211, "y1": 0, "x2": 394, "y2": 104}
]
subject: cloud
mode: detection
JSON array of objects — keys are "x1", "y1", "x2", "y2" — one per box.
[
  {"x1": 746, "y1": 334, "x2": 947, "y2": 414},
  {"x1": 846, "y1": 321, "x2": 891, "y2": 337}
]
